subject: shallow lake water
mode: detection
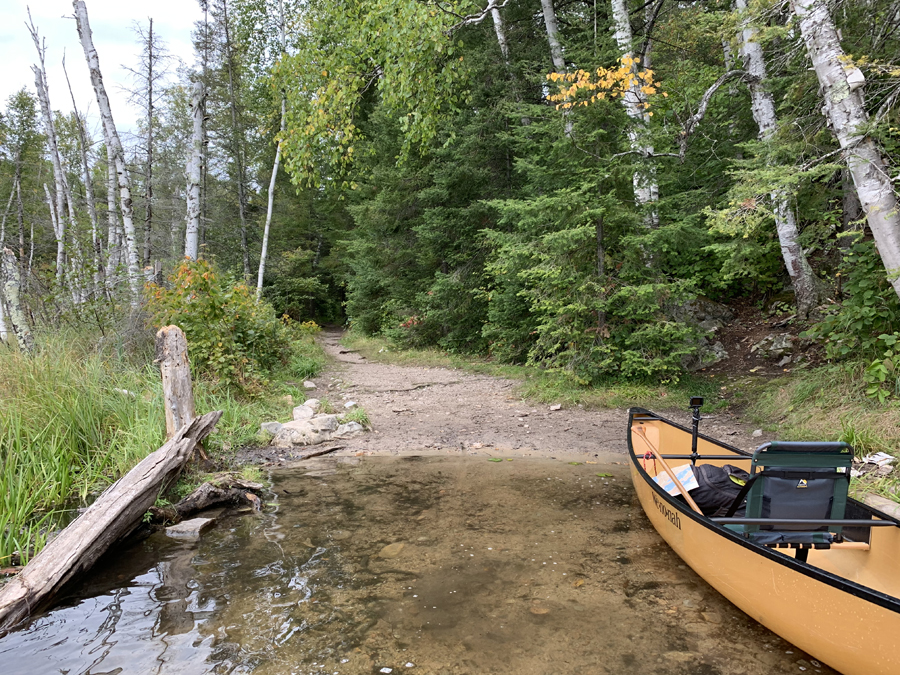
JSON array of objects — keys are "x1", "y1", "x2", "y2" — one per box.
[{"x1": 0, "y1": 456, "x2": 834, "y2": 675}]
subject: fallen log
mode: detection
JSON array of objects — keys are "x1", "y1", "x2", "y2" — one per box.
[{"x1": 0, "y1": 410, "x2": 222, "y2": 634}]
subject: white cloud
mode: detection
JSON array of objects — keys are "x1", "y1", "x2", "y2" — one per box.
[{"x1": 0, "y1": 0, "x2": 202, "y2": 133}]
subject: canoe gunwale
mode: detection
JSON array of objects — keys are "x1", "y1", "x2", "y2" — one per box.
[{"x1": 627, "y1": 406, "x2": 900, "y2": 615}]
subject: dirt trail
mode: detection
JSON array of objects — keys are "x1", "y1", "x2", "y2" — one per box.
[{"x1": 243, "y1": 329, "x2": 774, "y2": 467}]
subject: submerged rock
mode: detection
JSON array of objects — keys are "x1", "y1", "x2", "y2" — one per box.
[
  {"x1": 165, "y1": 517, "x2": 215, "y2": 540},
  {"x1": 377, "y1": 542, "x2": 405, "y2": 559}
]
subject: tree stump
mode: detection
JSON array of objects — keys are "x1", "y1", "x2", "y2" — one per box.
[{"x1": 156, "y1": 325, "x2": 196, "y2": 439}]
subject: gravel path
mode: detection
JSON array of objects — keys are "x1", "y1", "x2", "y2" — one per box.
[{"x1": 239, "y1": 330, "x2": 775, "y2": 467}]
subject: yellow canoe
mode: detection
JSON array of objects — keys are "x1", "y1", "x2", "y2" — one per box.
[{"x1": 628, "y1": 407, "x2": 900, "y2": 675}]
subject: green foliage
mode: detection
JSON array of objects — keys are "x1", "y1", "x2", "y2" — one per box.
[
  {"x1": 145, "y1": 259, "x2": 293, "y2": 387},
  {"x1": 278, "y1": 0, "x2": 475, "y2": 186},
  {"x1": 804, "y1": 236, "x2": 900, "y2": 399}
]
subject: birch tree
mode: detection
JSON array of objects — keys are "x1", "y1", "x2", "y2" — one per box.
[
  {"x1": 734, "y1": 0, "x2": 820, "y2": 316},
  {"x1": 0, "y1": 247, "x2": 32, "y2": 353},
  {"x1": 256, "y1": 0, "x2": 287, "y2": 298},
  {"x1": 610, "y1": 0, "x2": 659, "y2": 226},
  {"x1": 73, "y1": 0, "x2": 142, "y2": 299},
  {"x1": 185, "y1": 81, "x2": 205, "y2": 260},
  {"x1": 27, "y1": 18, "x2": 68, "y2": 280},
  {"x1": 791, "y1": 0, "x2": 900, "y2": 300}
]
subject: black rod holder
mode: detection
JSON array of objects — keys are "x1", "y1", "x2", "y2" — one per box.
[{"x1": 689, "y1": 396, "x2": 704, "y2": 465}]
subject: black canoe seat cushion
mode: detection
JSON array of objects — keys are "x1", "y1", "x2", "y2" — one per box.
[{"x1": 724, "y1": 441, "x2": 853, "y2": 546}]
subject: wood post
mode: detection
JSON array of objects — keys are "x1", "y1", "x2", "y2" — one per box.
[
  {"x1": 0, "y1": 411, "x2": 222, "y2": 633},
  {"x1": 156, "y1": 325, "x2": 196, "y2": 439}
]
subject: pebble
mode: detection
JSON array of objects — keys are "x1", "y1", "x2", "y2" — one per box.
[
  {"x1": 378, "y1": 542, "x2": 406, "y2": 559},
  {"x1": 752, "y1": 429, "x2": 763, "y2": 437}
]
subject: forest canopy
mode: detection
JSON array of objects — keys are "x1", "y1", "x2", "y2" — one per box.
[{"x1": 2, "y1": 0, "x2": 900, "y2": 390}]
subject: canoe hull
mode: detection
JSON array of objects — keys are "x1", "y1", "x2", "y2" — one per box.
[{"x1": 629, "y1": 410, "x2": 900, "y2": 675}]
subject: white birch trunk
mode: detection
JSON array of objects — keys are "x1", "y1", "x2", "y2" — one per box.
[
  {"x1": 540, "y1": 0, "x2": 573, "y2": 136},
  {"x1": 184, "y1": 81, "x2": 205, "y2": 261},
  {"x1": 490, "y1": 0, "x2": 510, "y2": 62},
  {"x1": 73, "y1": 0, "x2": 141, "y2": 300},
  {"x1": 610, "y1": 0, "x2": 659, "y2": 227},
  {"x1": 256, "y1": 0, "x2": 287, "y2": 299},
  {"x1": 31, "y1": 66, "x2": 67, "y2": 279},
  {"x1": 791, "y1": 0, "x2": 900, "y2": 299},
  {"x1": 1, "y1": 248, "x2": 33, "y2": 353},
  {"x1": 0, "y1": 185, "x2": 8, "y2": 340},
  {"x1": 735, "y1": 0, "x2": 820, "y2": 316},
  {"x1": 43, "y1": 183, "x2": 62, "y2": 255},
  {"x1": 106, "y1": 144, "x2": 120, "y2": 274}
]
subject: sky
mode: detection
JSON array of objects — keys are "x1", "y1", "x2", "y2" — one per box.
[{"x1": 0, "y1": 0, "x2": 204, "y2": 134}]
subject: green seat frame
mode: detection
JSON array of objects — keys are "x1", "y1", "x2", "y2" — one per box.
[{"x1": 725, "y1": 441, "x2": 853, "y2": 556}]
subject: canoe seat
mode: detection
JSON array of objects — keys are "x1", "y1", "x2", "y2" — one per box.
[{"x1": 723, "y1": 441, "x2": 853, "y2": 559}]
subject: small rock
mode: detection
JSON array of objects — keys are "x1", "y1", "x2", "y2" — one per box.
[
  {"x1": 303, "y1": 380, "x2": 317, "y2": 390},
  {"x1": 777, "y1": 355, "x2": 792, "y2": 367},
  {"x1": 549, "y1": 404, "x2": 562, "y2": 411},
  {"x1": 166, "y1": 517, "x2": 215, "y2": 540},
  {"x1": 303, "y1": 398, "x2": 321, "y2": 412},
  {"x1": 752, "y1": 429, "x2": 763, "y2": 438},
  {"x1": 378, "y1": 542, "x2": 405, "y2": 559},
  {"x1": 335, "y1": 422, "x2": 365, "y2": 438},
  {"x1": 292, "y1": 405, "x2": 315, "y2": 421},
  {"x1": 261, "y1": 421, "x2": 283, "y2": 435},
  {"x1": 344, "y1": 401, "x2": 357, "y2": 409}
]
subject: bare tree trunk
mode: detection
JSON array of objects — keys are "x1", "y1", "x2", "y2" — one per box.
[
  {"x1": 540, "y1": 0, "x2": 573, "y2": 137},
  {"x1": 489, "y1": 0, "x2": 510, "y2": 62},
  {"x1": 256, "y1": 0, "x2": 286, "y2": 299},
  {"x1": 610, "y1": 0, "x2": 659, "y2": 227},
  {"x1": 791, "y1": 0, "x2": 900, "y2": 300},
  {"x1": 221, "y1": 0, "x2": 251, "y2": 280},
  {"x1": 0, "y1": 185, "x2": 10, "y2": 344},
  {"x1": 73, "y1": 0, "x2": 141, "y2": 300},
  {"x1": 735, "y1": 0, "x2": 820, "y2": 317},
  {"x1": 106, "y1": 144, "x2": 120, "y2": 273},
  {"x1": 43, "y1": 183, "x2": 63, "y2": 268},
  {"x1": 200, "y1": 3, "x2": 210, "y2": 249},
  {"x1": 14, "y1": 162, "x2": 25, "y2": 264},
  {"x1": 1, "y1": 248, "x2": 33, "y2": 353},
  {"x1": 28, "y1": 32, "x2": 67, "y2": 279},
  {"x1": 185, "y1": 81, "x2": 205, "y2": 260},
  {"x1": 143, "y1": 18, "x2": 154, "y2": 269},
  {"x1": 0, "y1": 178, "x2": 13, "y2": 247},
  {"x1": 63, "y1": 61, "x2": 104, "y2": 290}
]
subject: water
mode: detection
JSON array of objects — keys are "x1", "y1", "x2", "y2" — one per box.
[{"x1": 0, "y1": 456, "x2": 834, "y2": 675}]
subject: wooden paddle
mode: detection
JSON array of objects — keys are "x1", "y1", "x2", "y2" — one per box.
[{"x1": 632, "y1": 424, "x2": 704, "y2": 515}]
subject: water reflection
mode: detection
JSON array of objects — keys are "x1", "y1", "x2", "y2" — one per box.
[{"x1": 0, "y1": 456, "x2": 835, "y2": 675}]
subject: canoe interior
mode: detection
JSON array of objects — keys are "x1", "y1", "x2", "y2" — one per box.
[{"x1": 629, "y1": 409, "x2": 900, "y2": 603}]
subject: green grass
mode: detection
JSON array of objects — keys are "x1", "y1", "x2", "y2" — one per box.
[
  {"x1": 341, "y1": 330, "x2": 725, "y2": 412},
  {"x1": 745, "y1": 362, "x2": 900, "y2": 502},
  {"x1": 0, "y1": 329, "x2": 326, "y2": 566}
]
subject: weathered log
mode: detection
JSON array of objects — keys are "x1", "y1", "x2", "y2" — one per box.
[
  {"x1": 156, "y1": 325, "x2": 196, "y2": 439},
  {"x1": 0, "y1": 410, "x2": 222, "y2": 634}
]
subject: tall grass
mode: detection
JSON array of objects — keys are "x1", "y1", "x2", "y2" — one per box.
[
  {"x1": 0, "y1": 335, "x2": 166, "y2": 564},
  {"x1": 0, "y1": 329, "x2": 326, "y2": 566}
]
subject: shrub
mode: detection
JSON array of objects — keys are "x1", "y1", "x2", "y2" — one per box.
[{"x1": 145, "y1": 260, "x2": 293, "y2": 387}]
